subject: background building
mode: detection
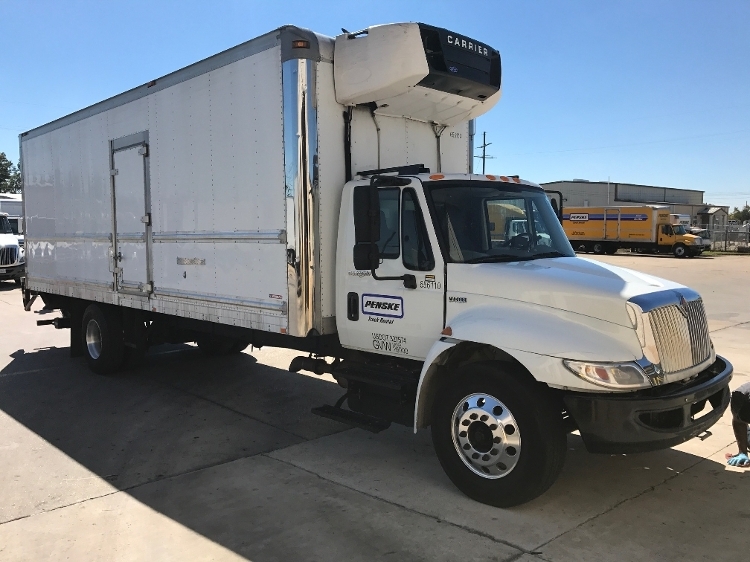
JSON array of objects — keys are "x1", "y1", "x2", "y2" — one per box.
[{"x1": 541, "y1": 180, "x2": 729, "y2": 229}]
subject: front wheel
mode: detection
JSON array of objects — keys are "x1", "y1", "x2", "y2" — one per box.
[
  {"x1": 431, "y1": 362, "x2": 566, "y2": 507},
  {"x1": 592, "y1": 243, "x2": 605, "y2": 255},
  {"x1": 673, "y1": 243, "x2": 687, "y2": 258}
]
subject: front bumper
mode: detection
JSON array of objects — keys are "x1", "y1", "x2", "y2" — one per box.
[
  {"x1": 563, "y1": 355, "x2": 732, "y2": 454},
  {"x1": 0, "y1": 264, "x2": 23, "y2": 280}
]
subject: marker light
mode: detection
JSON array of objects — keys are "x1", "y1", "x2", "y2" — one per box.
[
  {"x1": 430, "y1": 174, "x2": 445, "y2": 180},
  {"x1": 292, "y1": 40, "x2": 310, "y2": 49}
]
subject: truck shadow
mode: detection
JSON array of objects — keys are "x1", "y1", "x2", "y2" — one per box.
[{"x1": 0, "y1": 345, "x2": 745, "y2": 559}]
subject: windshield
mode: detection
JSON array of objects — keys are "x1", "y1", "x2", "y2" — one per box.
[
  {"x1": 425, "y1": 182, "x2": 575, "y2": 263},
  {"x1": 673, "y1": 224, "x2": 687, "y2": 235},
  {"x1": 0, "y1": 217, "x2": 12, "y2": 235}
]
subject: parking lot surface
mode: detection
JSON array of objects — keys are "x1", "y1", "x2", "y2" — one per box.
[{"x1": 1, "y1": 253, "x2": 748, "y2": 561}]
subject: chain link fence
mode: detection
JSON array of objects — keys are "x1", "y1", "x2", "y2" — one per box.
[{"x1": 702, "y1": 227, "x2": 750, "y2": 252}]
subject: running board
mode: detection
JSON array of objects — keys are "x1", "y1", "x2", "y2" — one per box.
[{"x1": 311, "y1": 405, "x2": 391, "y2": 433}]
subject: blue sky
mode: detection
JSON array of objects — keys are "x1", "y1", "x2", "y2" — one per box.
[{"x1": 2, "y1": 0, "x2": 748, "y2": 209}]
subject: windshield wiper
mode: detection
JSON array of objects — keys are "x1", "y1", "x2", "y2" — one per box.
[
  {"x1": 530, "y1": 251, "x2": 567, "y2": 259},
  {"x1": 464, "y1": 251, "x2": 567, "y2": 264},
  {"x1": 464, "y1": 255, "x2": 534, "y2": 264}
]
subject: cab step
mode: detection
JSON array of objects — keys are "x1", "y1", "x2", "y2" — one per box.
[{"x1": 311, "y1": 405, "x2": 391, "y2": 433}]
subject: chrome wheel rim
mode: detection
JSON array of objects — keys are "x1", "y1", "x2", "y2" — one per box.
[
  {"x1": 451, "y1": 393, "x2": 521, "y2": 479},
  {"x1": 86, "y1": 319, "x2": 103, "y2": 360}
]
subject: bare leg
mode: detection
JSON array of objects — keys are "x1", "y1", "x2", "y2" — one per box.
[{"x1": 734, "y1": 420, "x2": 749, "y2": 455}]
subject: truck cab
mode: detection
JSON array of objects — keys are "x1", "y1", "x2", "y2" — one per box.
[
  {"x1": 335, "y1": 171, "x2": 731, "y2": 505},
  {"x1": 0, "y1": 213, "x2": 24, "y2": 285},
  {"x1": 657, "y1": 222, "x2": 705, "y2": 257}
]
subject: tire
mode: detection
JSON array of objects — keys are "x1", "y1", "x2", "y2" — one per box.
[
  {"x1": 673, "y1": 243, "x2": 687, "y2": 258},
  {"x1": 82, "y1": 304, "x2": 125, "y2": 374},
  {"x1": 431, "y1": 362, "x2": 567, "y2": 507},
  {"x1": 592, "y1": 243, "x2": 605, "y2": 255}
]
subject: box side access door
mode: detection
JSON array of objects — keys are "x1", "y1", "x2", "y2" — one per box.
[{"x1": 111, "y1": 132, "x2": 152, "y2": 295}]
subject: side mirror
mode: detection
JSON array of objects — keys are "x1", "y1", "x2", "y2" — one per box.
[
  {"x1": 545, "y1": 190, "x2": 563, "y2": 223},
  {"x1": 353, "y1": 185, "x2": 380, "y2": 244},
  {"x1": 353, "y1": 242, "x2": 379, "y2": 270},
  {"x1": 352, "y1": 185, "x2": 381, "y2": 270}
]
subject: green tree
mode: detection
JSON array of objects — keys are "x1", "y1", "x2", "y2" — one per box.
[
  {"x1": 0, "y1": 152, "x2": 22, "y2": 193},
  {"x1": 729, "y1": 205, "x2": 750, "y2": 223}
]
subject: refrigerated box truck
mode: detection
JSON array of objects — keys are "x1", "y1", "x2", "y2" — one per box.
[
  {"x1": 564, "y1": 205, "x2": 706, "y2": 257},
  {"x1": 21, "y1": 23, "x2": 732, "y2": 507}
]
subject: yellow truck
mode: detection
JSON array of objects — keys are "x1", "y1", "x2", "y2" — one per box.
[{"x1": 563, "y1": 205, "x2": 706, "y2": 258}]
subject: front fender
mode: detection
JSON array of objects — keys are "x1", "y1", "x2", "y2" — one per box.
[{"x1": 413, "y1": 301, "x2": 643, "y2": 431}]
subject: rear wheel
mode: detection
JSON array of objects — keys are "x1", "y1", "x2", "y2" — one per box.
[
  {"x1": 431, "y1": 362, "x2": 566, "y2": 507},
  {"x1": 82, "y1": 304, "x2": 125, "y2": 374},
  {"x1": 673, "y1": 243, "x2": 687, "y2": 258}
]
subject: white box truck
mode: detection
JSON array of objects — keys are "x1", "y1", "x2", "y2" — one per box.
[{"x1": 20, "y1": 23, "x2": 732, "y2": 507}]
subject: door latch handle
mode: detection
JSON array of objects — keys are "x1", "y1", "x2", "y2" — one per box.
[
  {"x1": 116, "y1": 252, "x2": 123, "y2": 262},
  {"x1": 347, "y1": 292, "x2": 359, "y2": 321}
]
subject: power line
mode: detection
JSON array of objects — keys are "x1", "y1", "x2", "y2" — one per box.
[{"x1": 509, "y1": 129, "x2": 750, "y2": 156}]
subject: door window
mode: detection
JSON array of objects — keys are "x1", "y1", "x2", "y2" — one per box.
[
  {"x1": 661, "y1": 225, "x2": 673, "y2": 236},
  {"x1": 378, "y1": 188, "x2": 400, "y2": 259},
  {"x1": 402, "y1": 189, "x2": 434, "y2": 271}
]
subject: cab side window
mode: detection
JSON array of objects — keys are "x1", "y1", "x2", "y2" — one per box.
[
  {"x1": 661, "y1": 225, "x2": 673, "y2": 236},
  {"x1": 402, "y1": 189, "x2": 435, "y2": 271},
  {"x1": 378, "y1": 188, "x2": 400, "y2": 259}
]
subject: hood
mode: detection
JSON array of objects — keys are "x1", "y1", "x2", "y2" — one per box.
[
  {"x1": 447, "y1": 256, "x2": 685, "y2": 327},
  {"x1": 0, "y1": 233, "x2": 19, "y2": 247}
]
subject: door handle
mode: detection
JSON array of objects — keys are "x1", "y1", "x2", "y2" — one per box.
[
  {"x1": 116, "y1": 252, "x2": 123, "y2": 262},
  {"x1": 347, "y1": 292, "x2": 359, "y2": 321}
]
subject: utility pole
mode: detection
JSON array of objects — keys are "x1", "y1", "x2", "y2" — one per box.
[{"x1": 474, "y1": 131, "x2": 495, "y2": 175}]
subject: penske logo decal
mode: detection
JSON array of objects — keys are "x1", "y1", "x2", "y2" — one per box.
[
  {"x1": 569, "y1": 213, "x2": 589, "y2": 221},
  {"x1": 362, "y1": 294, "x2": 404, "y2": 319}
]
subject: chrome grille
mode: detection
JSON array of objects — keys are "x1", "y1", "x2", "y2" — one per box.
[
  {"x1": 0, "y1": 246, "x2": 18, "y2": 266},
  {"x1": 648, "y1": 298, "x2": 711, "y2": 374}
]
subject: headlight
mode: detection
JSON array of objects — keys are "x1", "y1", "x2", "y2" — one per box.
[
  {"x1": 693, "y1": 238, "x2": 703, "y2": 245},
  {"x1": 563, "y1": 359, "x2": 652, "y2": 390}
]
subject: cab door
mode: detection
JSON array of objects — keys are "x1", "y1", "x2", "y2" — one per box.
[
  {"x1": 658, "y1": 224, "x2": 675, "y2": 246},
  {"x1": 339, "y1": 182, "x2": 445, "y2": 360}
]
